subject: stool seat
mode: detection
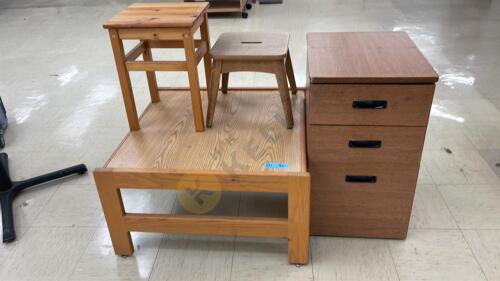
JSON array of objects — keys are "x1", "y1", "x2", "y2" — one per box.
[
  {"x1": 211, "y1": 32, "x2": 290, "y2": 60},
  {"x1": 103, "y1": 2, "x2": 209, "y2": 29}
]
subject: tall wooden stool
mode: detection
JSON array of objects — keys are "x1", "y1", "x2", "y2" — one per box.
[
  {"x1": 103, "y1": 2, "x2": 212, "y2": 132},
  {"x1": 206, "y1": 32, "x2": 297, "y2": 129}
]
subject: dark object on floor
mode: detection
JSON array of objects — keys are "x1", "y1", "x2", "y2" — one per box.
[
  {"x1": 0, "y1": 97, "x2": 7, "y2": 148},
  {"x1": 496, "y1": 162, "x2": 500, "y2": 167},
  {"x1": 0, "y1": 153, "x2": 87, "y2": 243},
  {"x1": 443, "y1": 147, "x2": 453, "y2": 154}
]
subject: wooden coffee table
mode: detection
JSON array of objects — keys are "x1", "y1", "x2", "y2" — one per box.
[{"x1": 94, "y1": 88, "x2": 310, "y2": 264}]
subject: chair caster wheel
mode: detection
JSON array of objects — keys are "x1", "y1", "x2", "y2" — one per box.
[
  {"x1": 242, "y1": 12, "x2": 248, "y2": 18},
  {"x1": 246, "y1": 3, "x2": 252, "y2": 9}
]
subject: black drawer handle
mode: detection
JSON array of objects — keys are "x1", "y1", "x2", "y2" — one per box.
[
  {"x1": 352, "y1": 100, "x2": 387, "y2": 109},
  {"x1": 348, "y1": 140, "x2": 382, "y2": 148},
  {"x1": 345, "y1": 175, "x2": 377, "y2": 183}
]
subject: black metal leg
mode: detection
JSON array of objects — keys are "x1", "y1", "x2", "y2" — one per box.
[
  {"x1": 13, "y1": 164, "x2": 88, "y2": 195},
  {"x1": 0, "y1": 153, "x2": 12, "y2": 191},
  {"x1": 0, "y1": 153, "x2": 8, "y2": 175},
  {"x1": 0, "y1": 152, "x2": 87, "y2": 243},
  {"x1": 0, "y1": 191, "x2": 15, "y2": 243}
]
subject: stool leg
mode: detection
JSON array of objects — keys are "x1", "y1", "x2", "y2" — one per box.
[
  {"x1": 221, "y1": 73, "x2": 229, "y2": 94},
  {"x1": 183, "y1": 33, "x2": 205, "y2": 132},
  {"x1": 200, "y1": 13, "x2": 212, "y2": 92},
  {"x1": 108, "y1": 29, "x2": 140, "y2": 131},
  {"x1": 285, "y1": 50, "x2": 297, "y2": 95},
  {"x1": 274, "y1": 61, "x2": 294, "y2": 129},
  {"x1": 143, "y1": 41, "x2": 160, "y2": 103},
  {"x1": 206, "y1": 60, "x2": 223, "y2": 128}
]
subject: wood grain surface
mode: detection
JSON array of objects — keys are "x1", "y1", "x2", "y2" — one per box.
[
  {"x1": 103, "y1": 2, "x2": 209, "y2": 29},
  {"x1": 106, "y1": 89, "x2": 306, "y2": 173},
  {"x1": 306, "y1": 32, "x2": 437, "y2": 239},
  {"x1": 307, "y1": 125, "x2": 426, "y2": 165},
  {"x1": 310, "y1": 181, "x2": 415, "y2": 239},
  {"x1": 211, "y1": 32, "x2": 290, "y2": 60},
  {"x1": 307, "y1": 32, "x2": 439, "y2": 84},
  {"x1": 309, "y1": 140, "x2": 423, "y2": 239},
  {"x1": 308, "y1": 83, "x2": 435, "y2": 126}
]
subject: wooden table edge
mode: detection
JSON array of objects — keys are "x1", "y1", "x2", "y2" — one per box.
[
  {"x1": 103, "y1": 89, "x2": 308, "y2": 172},
  {"x1": 308, "y1": 77, "x2": 440, "y2": 84}
]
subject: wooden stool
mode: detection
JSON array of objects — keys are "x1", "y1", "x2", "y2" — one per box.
[
  {"x1": 103, "y1": 2, "x2": 212, "y2": 132},
  {"x1": 206, "y1": 32, "x2": 297, "y2": 129}
]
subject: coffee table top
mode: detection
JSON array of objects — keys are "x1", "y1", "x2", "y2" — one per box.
[
  {"x1": 211, "y1": 32, "x2": 290, "y2": 60},
  {"x1": 105, "y1": 89, "x2": 306, "y2": 174},
  {"x1": 307, "y1": 32, "x2": 439, "y2": 84},
  {"x1": 103, "y1": 2, "x2": 209, "y2": 29}
]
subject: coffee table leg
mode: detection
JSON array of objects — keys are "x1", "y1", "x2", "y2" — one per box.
[
  {"x1": 108, "y1": 29, "x2": 140, "y2": 131},
  {"x1": 94, "y1": 173, "x2": 134, "y2": 256},
  {"x1": 288, "y1": 176, "x2": 310, "y2": 265},
  {"x1": 183, "y1": 33, "x2": 205, "y2": 132}
]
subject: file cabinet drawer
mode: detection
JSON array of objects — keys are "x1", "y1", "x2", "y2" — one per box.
[
  {"x1": 310, "y1": 186, "x2": 414, "y2": 239},
  {"x1": 308, "y1": 161, "x2": 420, "y2": 193},
  {"x1": 307, "y1": 125, "x2": 426, "y2": 164},
  {"x1": 308, "y1": 84, "x2": 434, "y2": 126},
  {"x1": 309, "y1": 164, "x2": 419, "y2": 238}
]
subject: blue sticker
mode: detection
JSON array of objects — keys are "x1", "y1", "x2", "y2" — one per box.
[{"x1": 264, "y1": 162, "x2": 289, "y2": 170}]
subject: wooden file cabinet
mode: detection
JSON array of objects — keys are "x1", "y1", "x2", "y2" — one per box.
[{"x1": 306, "y1": 32, "x2": 439, "y2": 239}]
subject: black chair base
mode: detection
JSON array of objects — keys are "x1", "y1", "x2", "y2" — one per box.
[{"x1": 0, "y1": 152, "x2": 87, "y2": 243}]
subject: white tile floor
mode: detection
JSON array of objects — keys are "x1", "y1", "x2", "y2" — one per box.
[{"x1": 1, "y1": 0, "x2": 500, "y2": 280}]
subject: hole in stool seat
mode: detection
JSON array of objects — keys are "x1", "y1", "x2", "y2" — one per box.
[{"x1": 240, "y1": 41, "x2": 263, "y2": 44}]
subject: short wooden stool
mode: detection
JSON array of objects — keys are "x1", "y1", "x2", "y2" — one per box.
[
  {"x1": 103, "y1": 2, "x2": 212, "y2": 132},
  {"x1": 206, "y1": 32, "x2": 297, "y2": 129}
]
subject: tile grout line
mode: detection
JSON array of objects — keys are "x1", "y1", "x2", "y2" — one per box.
[
  {"x1": 435, "y1": 184, "x2": 490, "y2": 281},
  {"x1": 434, "y1": 184, "x2": 461, "y2": 230},
  {"x1": 17, "y1": 181, "x2": 63, "y2": 239},
  {"x1": 386, "y1": 240, "x2": 402, "y2": 281},
  {"x1": 147, "y1": 235, "x2": 164, "y2": 281},
  {"x1": 413, "y1": 183, "x2": 459, "y2": 231},
  {"x1": 28, "y1": 225, "x2": 100, "y2": 229},
  {"x1": 31, "y1": 181, "x2": 63, "y2": 218},
  {"x1": 459, "y1": 229, "x2": 489, "y2": 281},
  {"x1": 147, "y1": 191, "x2": 180, "y2": 281},
  {"x1": 465, "y1": 139, "x2": 500, "y2": 184},
  {"x1": 420, "y1": 161, "x2": 438, "y2": 186},
  {"x1": 67, "y1": 226, "x2": 100, "y2": 281},
  {"x1": 228, "y1": 236, "x2": 237, "y2": 281},
  {"x1": 228, "y1": 192, "x2": 242, "y2": 281},
  {"x1": 424, "y1": 147, "x2": 500, "y2": 186}
]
